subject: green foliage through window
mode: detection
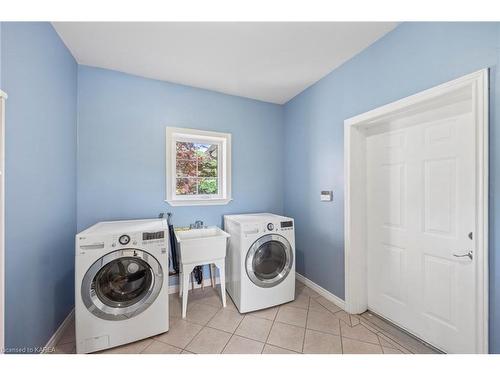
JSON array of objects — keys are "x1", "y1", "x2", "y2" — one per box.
[{"x1": 175, "y1": 142, "x2": 218, "y2": 195}]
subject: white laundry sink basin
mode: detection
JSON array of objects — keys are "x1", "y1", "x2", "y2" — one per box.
[{"x1": 174, "y1": 226, "x2": 230, "y2": 264}]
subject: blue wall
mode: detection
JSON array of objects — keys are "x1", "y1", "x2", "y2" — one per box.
[
  {"x1": 77, "y1": 65, "x2": 284, "y2": 230},
  {"x1": 1, "y1": 22, "x2": 77, "y2": 352},
  {"x1": 77, "y1": 65, "x2": 285, "y2": 282},
  {"x1": 283, "y1": 22, "x2": 500, "y2": 352}
]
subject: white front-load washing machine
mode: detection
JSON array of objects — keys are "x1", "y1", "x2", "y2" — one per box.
[
  {"x1": 224, "y1": 213, "x2": 295, "y2": 313},
  {"x1": 75, "y1": 219, "x2": 169, "y2": 353}
]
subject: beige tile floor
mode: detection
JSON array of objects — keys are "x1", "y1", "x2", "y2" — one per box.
[{"x1": 50, "y1": 280, "x2": 441, "y2": 354}]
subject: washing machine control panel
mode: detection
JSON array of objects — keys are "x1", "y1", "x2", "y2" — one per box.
[
  {"x1": 111, "y1": 231, "x2": 167, "y2": 248},
  {"x1": 113, "y1": 233, "x2": 136, "y2": 247},
  {"x1": 77, "y1": 227, "x2": 168, "y2": 256},
  {"x1": 119, "y1": 234, "x2": 130, "y2": 245}
]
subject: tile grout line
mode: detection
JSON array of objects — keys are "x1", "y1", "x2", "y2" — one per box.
[
  {"x1": 174, "y1": 303, "x2": 410, "y2": 354},
  {"x1": 380, "y1": 333, "x2": 416, "y2": 354},
  {"x1": 375, "y1": 331, "x2": 402, "y2": 352},
  {"x1": 180, "y1": 316, "x2": 209, "y2": 353},
  {"x1": 263, "y1": 343, "x2": 302, "y2": 354},
  {"x1": 375, "y1": 333, "x2": 385, "y2": 354},
  {"x1": 360, "y1": 315, "x2": 418, "y2": 354},
  {"x1": 219, "y1": 291, "x2": 246, "y2": 354},
  {"x1": 306, "y1": 326, "x2": 341, "y2": 337},
  {"x1": 197, "y1": 310, "x2": 278, "y2": 353},
  {"x1": 339, "y1": 323, "x2": 389, "y2": 347},
  {"x1": 343, "y1": 314, "x2": 407, "y2": 350},
  {"x1": 300, "y1": 297, "x2": 311, "y2": 353},
  {"x1": 314, "y1": 298, "x2": 343, "y2": 317},
  {"x1": 139, "y1": 339, "x2": 155, "y2": 354},
  {"x1": 180, "y1": 288, "x2": 232, "y2": 353},
  {"x1": 364, "y1": 314, "x2": 440, "y2": 354},
  {"x1": 359, "y1": 315, "x2": 416, "y2": 354},
  {"x1": 261, "y1": 306, "x2": 280, "y2": 353},
  {"x1": 339, "y1": 318, "x2": 345, "y2": 354},
  {"x1": 315, "y1": 295, "x2": 343, "y2": 314},
  {"x1": 73, "y1": 285, "x2": 433, "y2": 354},
  {"x1": 219, "y1": 310, "x2": 246, "y2": 354},
  {"x1": 154, "y1": 339, "x2": 187, "y2": 352}
]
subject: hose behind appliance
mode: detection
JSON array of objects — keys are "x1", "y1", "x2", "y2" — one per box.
[{"x1": 166, "y1": 212, "x2": 179, "y2": 274}]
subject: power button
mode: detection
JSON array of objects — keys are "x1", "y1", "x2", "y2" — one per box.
[{"x1": 267, "y1": 223, "x2": 274, "y2": 231}]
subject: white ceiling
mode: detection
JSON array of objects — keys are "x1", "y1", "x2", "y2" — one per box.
[{"x1": 53, "y1": 22, "x2": 398, "y2": 104}]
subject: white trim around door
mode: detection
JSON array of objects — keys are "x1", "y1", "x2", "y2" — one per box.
[
  {"x1": 344, "y1": 70, "x2": 489, "y2": 353},
  {"x1": 0, "y1": 89, "x2": 7, "y2": 354}
]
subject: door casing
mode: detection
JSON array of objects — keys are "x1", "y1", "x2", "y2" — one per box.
[
  {"x1": 0, "y1": 89, "x2": 6, "y2": 354},
  {"x1": 343, "y1": 70, "x2": 489, "y2": 353}
]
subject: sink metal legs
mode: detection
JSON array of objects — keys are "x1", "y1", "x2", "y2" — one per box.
[
  {"x1": 179, "y1": 258, "x2": 226, "y2": 318},
  {"x1": 212, "y1": 259, "x2": 226, "y2": 308}
]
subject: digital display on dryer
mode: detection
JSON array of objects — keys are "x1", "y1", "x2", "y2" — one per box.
[
  {"x1": 143, "y1": 231, "x2": 165, "y2": 241},
  {"x1": 280, "y1": 221, "x2": 293, "y2": 228}
]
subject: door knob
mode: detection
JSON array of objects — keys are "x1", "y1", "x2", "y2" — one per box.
[{"x1": 453, "y1": 251, "x2": 473, "y2": 260}]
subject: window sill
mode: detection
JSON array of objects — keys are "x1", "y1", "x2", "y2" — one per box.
[{"x1": 165, "y1": 198, "x2": 233, "y2": 207}]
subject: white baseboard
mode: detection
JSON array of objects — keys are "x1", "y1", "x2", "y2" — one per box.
[
  {"x1": 295, "y1": 273, "x2": 345, "y2": 310},
  {"x1": 42, "y1": 308, "x2": 74, "y2": 354},
  {"x1": 168, "y1": 276, "x2": 221, "y2": 295}
]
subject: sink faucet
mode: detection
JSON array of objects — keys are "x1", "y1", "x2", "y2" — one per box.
[{"x1": 190, "y1": 220, "x2": 205, "y2": 229}]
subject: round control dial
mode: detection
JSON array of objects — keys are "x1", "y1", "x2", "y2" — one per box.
[
  {"x1": 119, "y1": 234, "x2": 130, "y2": 245},
  {"x1": 267, "y1": 223, "x2": 274, "y2": 231}
]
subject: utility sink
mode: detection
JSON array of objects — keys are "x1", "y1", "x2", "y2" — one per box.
[
  {"x1": 174, "y1": 226, "x2": 230, "y2": 264},
  {"x1": 175, "y1": 226, "x2": 231, "y2": 318}
]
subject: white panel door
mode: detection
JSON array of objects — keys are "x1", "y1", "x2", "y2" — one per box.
[{"x1": 367, "y1": 113, "x2": 476, "y2": 353}]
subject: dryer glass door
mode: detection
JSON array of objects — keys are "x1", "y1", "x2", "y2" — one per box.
[
  {"x1": 81, "y1": 249, "x2": 163, "y2": 320},
  {"x1": 246, "y1": 234, "x2": 293, "y2": 288}
]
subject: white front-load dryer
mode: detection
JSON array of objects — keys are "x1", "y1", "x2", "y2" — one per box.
[
  {"x1": 75, "y1": 219, "x2": 169, "y2": 353},
  {"x1": 224, "y1": 213, "x2": 295, "y2": 313}
]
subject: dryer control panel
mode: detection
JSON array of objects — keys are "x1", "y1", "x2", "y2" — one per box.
[
  {"x1": 264, "y1": 220, "x2": 294, "y2": 233},
  {"x1": 239, "y1": 217, "x2": 294, "y2": 237}
]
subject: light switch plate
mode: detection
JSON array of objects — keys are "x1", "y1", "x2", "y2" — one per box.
[{"x1": 320, "y1": 191, "x2": 333, "y2": 201}]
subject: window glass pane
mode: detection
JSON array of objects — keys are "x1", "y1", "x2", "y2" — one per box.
[
  {"x1": 198, "y1": 143, "x2": 217, "y2": 174},
  {"x1": 175, "y1": 141, "x2": 219, "y2": 195},
  {"x1": 198, "y1": 178, "x2": 218, "y2": 194},
  {"x1": 176, "y1": 160, "x2": 197, "y2": 177},
  {"x1": 176, "y1": 141, "x2": 197, "y2": 160},
  {"x1": 176, "y1": 178, "x2": 197, "y2": 195}
]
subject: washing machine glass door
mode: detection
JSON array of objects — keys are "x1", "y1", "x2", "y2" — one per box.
[
  {"x1": 246, "y1": 234, "x2": 293, "y2": 288},
  {"x1": 81, "y1": 249, "x2": 163, "y2": 320}
]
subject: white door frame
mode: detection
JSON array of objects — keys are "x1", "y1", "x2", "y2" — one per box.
[
  {"x1": 0, "y1": 89, "x2": 7, "y2": 354},
  {"x1": 344, "y1": 69, "x2": 489, "y2": 353}
]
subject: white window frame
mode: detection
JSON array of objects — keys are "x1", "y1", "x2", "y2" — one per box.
[{"x1": 165, "y1": 127, "x2": 232, "y2": 206}]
